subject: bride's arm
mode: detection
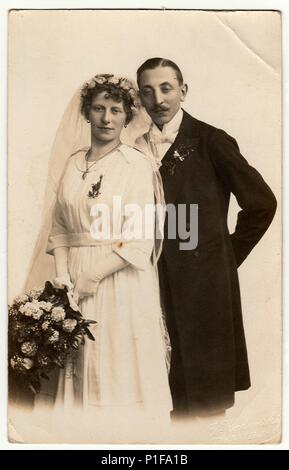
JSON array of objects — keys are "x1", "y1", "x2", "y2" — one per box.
[
  {"x1": 46, "y1": 196, "x2": 71, "y2": 287},
  {"x1": 52, "y1": 246, "x2": 73, "y2": 290},
  {"x1": 53, "y1": 246, "x2": 69, "y2": 277}
]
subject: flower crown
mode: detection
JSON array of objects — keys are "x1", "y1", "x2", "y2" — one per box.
[{"x1": 81, "y1": 74, "x2": 139, "y2": 108}]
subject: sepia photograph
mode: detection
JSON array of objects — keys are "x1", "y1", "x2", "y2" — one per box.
[{"x1": 7, "y1": 8, "x2": 281, "y2": 444}]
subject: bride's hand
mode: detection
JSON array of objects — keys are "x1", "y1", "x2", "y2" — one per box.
[
  {"x1": 74, "y1": 271, "x2": 100, "y2": 299},
  {"x1": 52, "y1": 273, "x2": 74, "y2": 290},
  {"x1": 52, "y1": 273, "x2": 80, "y2": 310}
]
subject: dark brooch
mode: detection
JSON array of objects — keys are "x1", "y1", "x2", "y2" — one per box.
[
  {"x1": 163, "y1": 140, "x2": 197, "y2": 176},
  {"x1": 87, "y1": 175, "x2": 103, "y2": 198}
]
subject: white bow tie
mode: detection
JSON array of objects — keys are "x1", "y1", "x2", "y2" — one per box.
[{"x1": 149, "y1": 130, "x2": 176, "y2": 145}]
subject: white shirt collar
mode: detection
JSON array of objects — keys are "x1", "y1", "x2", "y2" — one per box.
[{"x1": 150, "y1": 108, "x2": 183, "y2": 137}]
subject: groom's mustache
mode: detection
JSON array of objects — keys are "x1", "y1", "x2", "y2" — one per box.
[{"x1": 152, "y1": 105, "x2": 170, "y2": 112}]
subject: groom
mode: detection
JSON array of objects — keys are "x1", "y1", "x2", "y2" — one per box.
[{"x1": 135, "y1": 57, "x2": 277, "y2": 418}]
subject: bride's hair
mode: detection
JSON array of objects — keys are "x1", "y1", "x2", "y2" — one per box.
[{"x1": 80, "y1": 74, "x2": 139, "y2": 124}]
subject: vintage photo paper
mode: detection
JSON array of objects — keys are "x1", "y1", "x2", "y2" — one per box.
[{"x1": 8, "y1": 9, "x2": 282, "y2": 444}]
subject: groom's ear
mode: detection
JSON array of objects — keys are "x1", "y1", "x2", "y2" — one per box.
[{"x1": 180, "y1": 83, "x2": 188, "y2": 102}]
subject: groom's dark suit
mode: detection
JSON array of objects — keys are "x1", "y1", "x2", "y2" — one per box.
[{"x1": 150, "y1": 110, "x2": 277, "y2": 415}]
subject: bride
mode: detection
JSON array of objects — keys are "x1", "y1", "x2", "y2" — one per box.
[{"x1": 27, "y1": 74, "x2": 172, "y2": 442}]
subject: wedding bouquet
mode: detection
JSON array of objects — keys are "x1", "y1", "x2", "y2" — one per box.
[{"x1": 8, "y1": 281, "x2": 96, "y2": 394}]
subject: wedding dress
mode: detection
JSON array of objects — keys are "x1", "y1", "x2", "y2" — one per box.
[{"x1": 31, "y1": 144, "x2": 172, "y2": 442}]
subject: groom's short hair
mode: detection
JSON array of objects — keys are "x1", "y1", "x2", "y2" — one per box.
[{"x1": 137, "y1": 58, "x2": 184, "y2": 86}]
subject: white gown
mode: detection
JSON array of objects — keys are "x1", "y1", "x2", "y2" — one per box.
[{"x1": 33, "y1": 144, "x2": 172, "y2": 442}]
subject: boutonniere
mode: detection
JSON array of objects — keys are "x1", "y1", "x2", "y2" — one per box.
[
  {"x1": 87, "y1": 174, "x2": 103, "y2": 198},
  {"x1": 173, "y1": 150, "x2": 185, "y2": 162},
  {"x1": 164, "y1": 141, "x2": 197, "y2": 176}
]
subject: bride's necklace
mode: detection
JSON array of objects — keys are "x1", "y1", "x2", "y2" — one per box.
[{"x1": 81, "y1": 143, "x2": 121, "y2": 180}]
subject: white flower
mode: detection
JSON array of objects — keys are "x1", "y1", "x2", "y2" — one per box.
[
  {"x1": 14, "y1": 294, "x2": 29, "y2": 305},
  {"x1": 32, "y1": 310, "x2": 44, "y2": 320},
  {"x1": 10, "y1": 357, "x2": 18, "y2": 369},
  {"x1": 19, "y1": 300, "x2": 43, "y2": 319},
  {"x1": 108, "y1": 76, "x2": 120, "y2": 86},
  {"x1": 41, "y1": 320, "x2": 50, "y2": 331},
  {"x1": 87, "y1": 79, "x2": 96, "y2": 89},
  {"x1": 94, "y1": 75, "x2": 107, "y2": 85},
  {"x1": 47, "y1": 330, "x2": 60, "y2": 343},
  {"x1": 19, "y1": 302, "x2": 33, "y2": 317},
  {"x1": 10, "y1": 355, "x2": 34, "y2": 371},
  {"x1": 21, "y1": 341, "x2": 38, "y2": 357},
  {"x1": 120, "y1": 78, "x2": 133, "y2": 91},
  {"x1": 51, "y1": 306, "x2": 66, "y2": 322},
  {"x1": 28, "y1": 287, "x2": 43, "y2": 300},
  {"x1": 62, "y1": 319, "x2": 78, "y2": 333},
  {"x1": 22, "y1": 358, "x2": 34, "y2": 370},
  {"x1": 38, "y1": 301, "x2": 53, "y2": 312}
]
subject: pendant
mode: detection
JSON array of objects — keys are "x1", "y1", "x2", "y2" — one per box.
[
  {"x1": 87, "y1": 175, "x2": 103, "y2": 198},
  {"x1": 82, "y1": 171, "x2": 88, "y2": 180}
]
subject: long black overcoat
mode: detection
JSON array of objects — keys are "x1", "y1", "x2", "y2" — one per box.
[{"x1": 155, "y1": 110, "x2": 277, "y2": 414}]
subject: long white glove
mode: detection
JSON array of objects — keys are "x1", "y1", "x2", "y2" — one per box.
[
  {"x1": 51, "y1": 247, "x2": 79, "y2": 310},
  {"x1": 74, "y1": 252, "x2": 129, "y2": 300}
]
